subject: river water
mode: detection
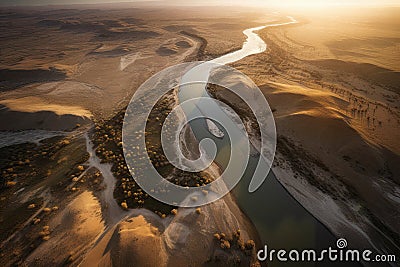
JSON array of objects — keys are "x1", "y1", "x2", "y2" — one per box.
[{"x1": 178, "y1": 16, "x2": 357, "y2": 267}]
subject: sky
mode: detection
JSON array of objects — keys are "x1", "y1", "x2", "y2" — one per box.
[{"x1": 0, "y1": 0, "x2": 399, "y2": 7}]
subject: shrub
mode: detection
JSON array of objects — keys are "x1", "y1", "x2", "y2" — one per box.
[
  {"x1": 43, "y1": 207, "x2": 51, "y2": 213},
  {"x1": 220, "y1": 240, "x2": 231, "y2": 249},
  {"x1": 120, "y1": 201, "x2": 128, "y2": 210},
  {"x1": 213, "y1": 233, "x2": 221, "y2": 240},
  {"x1": 6, "y1": 181, "x2": 17, "y2": 187},
  {"x1": 245, "y1": 240, "x2": 255, "y2": 250},
  {"x1": 77, "y1": 165, "x2": 85, "y2": 171}
]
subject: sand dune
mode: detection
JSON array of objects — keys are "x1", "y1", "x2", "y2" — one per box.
[
  {"x1": 26, "y1": 191, "x2": 105, "y2": 266},
  {"x1": 0, "y1": 96, "x2": 91, "y2": 131},
  {"x1": 0, "y1": 96, "x2": 91, "y2": 117},
  {"x1": 0, "y1": 105, "x2": 90, "y2": 132},
  {"x1": 80, "y1": 213, "x2": 168, "y2": 267},
  {"x1": 81, "y1": 192, "x2": 259, "y2": 267},
  {"x1": 257, "y1": 80, "x2": 400, "y2": 258},
  {"x1": 0, "y1": 68, "x2": 66, "y2": 91},
  {"x1": 265, "y1": 82, "x2": 399, "y2": 207},
  {"x1": 309, "y1": 59, "x2": 400, "y2": 94}
]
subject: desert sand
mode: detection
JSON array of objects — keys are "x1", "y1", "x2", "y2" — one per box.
[{"x1": 0, "y1": 3, "x2": 399, "y2": 267}]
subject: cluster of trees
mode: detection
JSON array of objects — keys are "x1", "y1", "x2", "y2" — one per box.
[{"x1": 214, "y1": 230, "x2": 255, "y2": 254}]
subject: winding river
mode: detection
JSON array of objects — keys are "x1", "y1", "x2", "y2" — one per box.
[{"x1": 178, "y1": 16, "x2": 357, "y2": 267}]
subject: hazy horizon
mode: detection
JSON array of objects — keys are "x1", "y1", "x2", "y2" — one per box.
[{"x1": 1, "y1": 0, "x2": 400, "y2": 7}]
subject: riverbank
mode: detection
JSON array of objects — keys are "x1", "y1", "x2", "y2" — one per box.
[
  {"x1": 228, "y1": 7, "x2": 400, "y2": 265},
  {"x1": 81, "y1": 82, "x2": 261, "y2": 265}
]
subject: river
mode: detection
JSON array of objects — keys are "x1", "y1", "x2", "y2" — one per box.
[{"x1": 178, "y1": 16, "x2": 357, "y2": 267}]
